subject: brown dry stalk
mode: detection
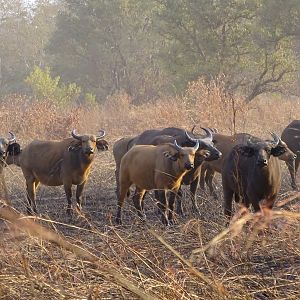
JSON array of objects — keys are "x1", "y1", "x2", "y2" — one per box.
[
  {"x1": 0, "y1": 203, "x2": 158, "y2": 300},
  {"x1": 148, "y1": 228, "x2": 227, "y2": 297},
  {"x1": 276, "y1": 192, "x2": 300, "y2": 208}
]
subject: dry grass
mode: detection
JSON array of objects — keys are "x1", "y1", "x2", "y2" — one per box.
[{"x1": 0, "y1": 81, "x2": 300, "y2": 299}]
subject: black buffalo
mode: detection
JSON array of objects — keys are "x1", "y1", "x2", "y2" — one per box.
[
  {"x1": 222, "y1": 133, "x2": 286, "y2": 218},
  {"x1": 281, "y1": 120, "x2": 300, "y2": 190}
]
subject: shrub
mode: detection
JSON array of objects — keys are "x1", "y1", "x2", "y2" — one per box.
[{"x1": 25, "y1": 66, "x2": 81, "y2": 105}]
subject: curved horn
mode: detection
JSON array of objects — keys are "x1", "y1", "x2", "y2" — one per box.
[
  {"x1": 270, "y1": 132, "x2": 280, "y2": 147},
  {"x1": 71, "y1": 129, "x2": 82, "y2": 141},
  {"x1": 185, "y1": 130, "x2": 198, "y2": 143},
  {"x1": 96, "y1": 129, "x2": 106, "y2": 140},
  {"x1": 174, "y1": 140, "x2": 183, "y2": 151},
  {"x1": 191, "y1": 125, "x2": 196, "y2": 134},
  {"x1": 246, "y1": 136, "x2": 255, "y2": 146},
  {"x1": 193, "y1": 140, "x2": 199, "y2": 151},
  {"x1": 201, "y1": 127, "x2": 213, "y2": 140},
  {"x1": 8, "y1": 132, "x2": 16, "y2": 144}
]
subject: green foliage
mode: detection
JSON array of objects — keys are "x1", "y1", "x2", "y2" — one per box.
[
  {"x1": 151, "y1": 0, "x2": 300, "y2": 101},
  {"x1": 0, "y1": 0, "x2": 60, "y2": 95},
  {"x1": 1, "y1": 0, "x2": 300, "y2": 102},
  {"x1": 47, "y1": 0, "x2": 166, "y2": 103},
  {"x1": 25, "y1": 66, "x2": 81, "y2": 105},
  {"x1": 84, "y1": 92, "x2": 97, "y2": 105}
]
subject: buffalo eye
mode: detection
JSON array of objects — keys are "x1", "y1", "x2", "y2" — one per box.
[
  {"x1": 239, "y1": 146, "x2": 255, "y2": 157},
  {"x1": 265, "y1": 147, "x2": 271, "y2": 155}
]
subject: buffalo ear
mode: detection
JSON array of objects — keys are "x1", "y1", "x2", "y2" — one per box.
[
  {"x1": 163, "y1": 151, "x2": 178, "y2": 161},
  {"x1": 96, "y1": 139, "x2": 109, "y2": 151},
  {"x1": 238, "y1": 146, "x2": 255, "y2": 157},
  {"x1": 7, "y1": 143, "x2": 22, "y2": 155},
  {"x1": 271, "y1": 146, "x2": 286, "y2": 157}
]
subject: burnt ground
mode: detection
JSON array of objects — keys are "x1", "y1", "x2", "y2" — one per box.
[{"x1": 0, "y1": 150, "x2": 300, "y2": 299}]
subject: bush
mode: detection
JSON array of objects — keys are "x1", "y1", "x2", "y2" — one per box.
[{"x1": 25, "y1": 66, "x2": 81, "y2": 105}]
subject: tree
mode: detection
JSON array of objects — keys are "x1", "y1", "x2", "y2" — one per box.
[
  {"x1": 151, "y1": 0, "x2": 300, "y2": 101},
  {"x1": 0, "y1": 0, "x2": 60, "y2": 95},
  {"x1": 25, "y1": 66, "x2": 81, "y2": 105},
  {"x1": 47, "y1": 0, "x2": 166, "y2": 102}
]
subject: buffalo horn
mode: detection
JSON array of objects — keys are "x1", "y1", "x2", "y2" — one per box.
[
  {"x1": 270, "y1": 132, "x2": 280, "y2": 147},
  {"x1": 185, "y1": 130, "x2": 198, "y2": 143},
  {"x1": 191, "y1": 125, "x2": 196, "y2": 134},
  {"x1": 201, "y1": 127, "x2": 213, "y2": 140},
  {"x1": 8, "y1": 132, "x2": 16, "y2": 144},
  {"x1": 193, "y1": 140, "x2": 199, "y2": 151},
  {"x1": 174, "y1": 140, "x2": 183, "y2": 151},
  {"x1": 96, "y1": 129, "x2": 106, "y2": 140},
  {"x1": 71, "y1": 129, "x2": 82, "y2": 140}
]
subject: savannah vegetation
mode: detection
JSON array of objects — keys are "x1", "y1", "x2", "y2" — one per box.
[{"x1": 0, "y1": 0, "x2": 300, "y2": 299}]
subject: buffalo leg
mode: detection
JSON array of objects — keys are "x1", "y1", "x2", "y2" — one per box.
[
  {"x1": 199, "y1": 166, "x2": 206, "y2": 191},
  {"x1": 156, "y1": 190, "x2": 169, "y2": 225},
  {"x1": 190, "y1": 177, "x2": 201, "y2": 216},
  {"x1": 168, "y1": 190, "x2": 178, "y2": 223},
  {"x1": 175, "y1": 188, "x2": 184, "y2": 216},
  {"x1": 64, "y1": 182, "x2": 73, "y2": 215},
  {"x1": 252, "y1": 201, "x2": 260, "y2": 213},
  {"x1": 116, "y1": 180, "x2": 131, "y2": 225},
  {"x1": 132, "y1": 188, "x2": 146, "y2": 221},
  {"x1": 205, "y1": 169, "x2": 218, "y2": 199},
  {"x1": 115, "y1": 167, "x2": 120, "y2": 197},
  {"x1": 294, "y1": 157, "x2": 300, "y2": 189},
  {"x1": 25, "y1": 176, "x2": 38, "y2": 214},
  {"x1": 76, "y1": 181, "x2": 86, "y2": 210},
  {"x1": 223, "y1": 188, "x2": 234, "y2": 218},
  {"x1": 286, "y1": 159, "x2": 298, "y2": 190}
]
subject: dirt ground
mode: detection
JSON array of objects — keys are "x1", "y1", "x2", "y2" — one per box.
[{"x1": 0, "y1": 148, "x2": 299, "y2": 300}]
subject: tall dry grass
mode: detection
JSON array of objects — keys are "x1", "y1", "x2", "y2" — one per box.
[{"x1": 0, "y1": 80, "x2": 299, "y2": 299}]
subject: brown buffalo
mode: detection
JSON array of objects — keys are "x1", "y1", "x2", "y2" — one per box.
[
  {"x1": 113, "y1": 136, "x2": 136, "y2": 196},
  {"x1": 113, "y1": 127, "x2": 221, "y2": 216},
  {"x1": 201, "y1": 132, "x2": 296, "y2": 198},
  {"x1": 12, "y1": 130, "x2": 108, "y2": 215},
  {"x1": 281, "y1": 120, "x2": 300, "y2": 190},
  {"x1": 222, "y1": 134, "x2": 286, "y2": 218},
  {"x1": 116, "y1": 140, "x2": 199, "y2": 225}
]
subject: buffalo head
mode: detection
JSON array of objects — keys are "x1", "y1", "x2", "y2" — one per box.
[
  {"x1": 71, "y1": 129, "x2": 106, "y2": 155},
  {"x1": 0, "y1": 132, "x2": 16, "y2": 160},
  {"x1": 238, "y1": 133, "x2": 287, "y2": 167},
  {"x1": 185, "y1": 128, "x2": 222, "y2": 161},
  {"x1": 163, "y1": 140, "x2": 199, "y2": 171}
]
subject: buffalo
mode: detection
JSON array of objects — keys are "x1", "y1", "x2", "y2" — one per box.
[
  {"x1": 201, "y1": 132, "x2": 296, "y2": 198},
  {"x1": 11, "y1": 130, "x2": 108, "y2": 215},
  {"x1": 113, "y1": 127, "x2": 222, "y2": 216},
  {"x1": 116, "y1": 140, "x2": 199, "y2": 225},
  {"x1": 281, "y1": 120, "x2": 300, "y2": 190},
  {"x1": 222, "y1": 134, "x2": 286, "y2": 218}
]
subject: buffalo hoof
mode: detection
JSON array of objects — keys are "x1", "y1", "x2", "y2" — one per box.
[
  {"x1": 140, "y1": 213, "x2": 147, "y2": 222},
  {"x1": 168, "y1": 218, "x2": 178, "y2": 226},
  {"x1": 66, "y1": 207, "x2": 73, "y2": 215},
  {"x1": 192, "y1": 207, "x2": 201, "y2": 218},
  {"x1": 27, "y1": 207, "x2": 37, "y2": 215},
  {"x1": 161, "y1": 214, "x2": 170, "y2": 226},
  {"x1": 211, "y1": 192, "x2": 218, "y2": 200},
  {"x1": 115, "y1": 217, "x2": 122, "y2": 225},
  {"x1": 176, "y1": 207, "x2": 185, "y2": 218}
]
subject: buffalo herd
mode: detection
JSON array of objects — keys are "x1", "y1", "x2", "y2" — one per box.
[{"x1": 1, "y1": 119, "x2": 300, "y2": 225}]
